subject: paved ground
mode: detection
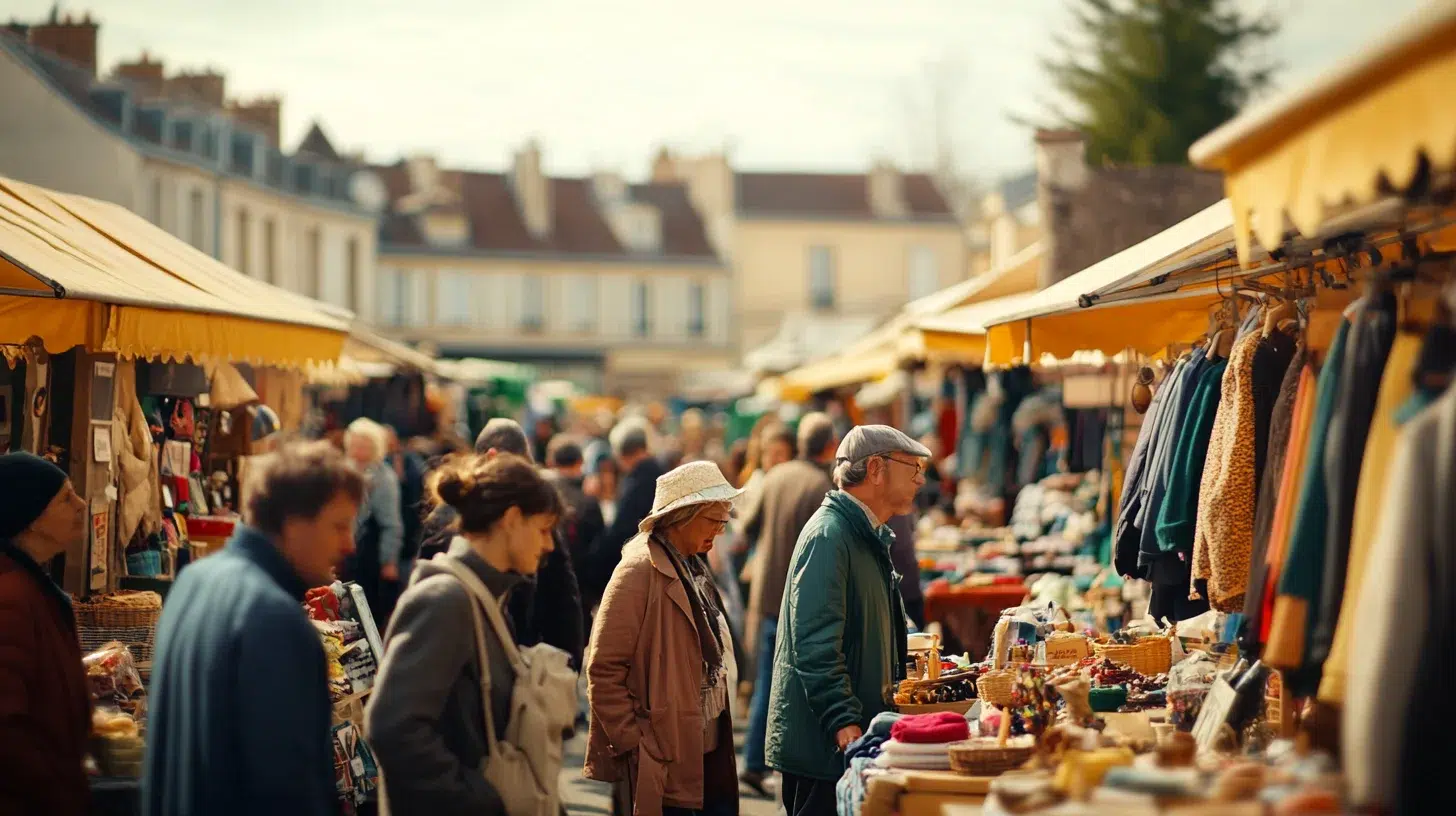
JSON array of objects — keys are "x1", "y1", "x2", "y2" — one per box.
[{"x1": 561, "y1": 717, "x2": 778, "y2": 816}]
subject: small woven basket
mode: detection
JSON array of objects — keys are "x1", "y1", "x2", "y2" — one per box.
[
  {"x1": 978, "y1": 617, "x2": 1026, "y2": 707},
  {"x1": 948, "y1": 738, "x2": 1036, "y2": 776},
  {"x1": 75, "y1": 591, "x2": 163, "y2": 664},
  {"x1": 1093, "y1": 627, "x2": 1175, "y2": 676}
]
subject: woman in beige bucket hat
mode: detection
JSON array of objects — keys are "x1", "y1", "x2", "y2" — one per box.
[{"x1": 583, "y1": 461, "x2": 742, "y2": 816}]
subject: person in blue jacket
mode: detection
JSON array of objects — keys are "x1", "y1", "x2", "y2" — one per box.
[{"x1": 143, "y1": 441, "x2": 365, "y2": 816}]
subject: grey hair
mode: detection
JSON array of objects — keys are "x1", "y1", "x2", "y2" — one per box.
[
  {"x1": 474, "y1": 418, "x2": 530, "y2": 459},
  {"x1": 344, "y1": 418, "x2": 388, "y2": 466},
  {"x1": 797, "y1": 412, "x2": 836, "y2": 460},
  {"x1": 651, "y1": 500, "x2": 732, "y2": 533},
  {"x1": 833, "y1": 456, "x2": 872, "y2": 489},
  {"x1": 610, "y1": 417, "x2": 652, "y2": 459}
]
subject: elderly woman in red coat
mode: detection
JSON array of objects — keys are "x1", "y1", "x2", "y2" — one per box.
[{"x1": 0, "y1": 453, "x2": 92, "y2": 815}]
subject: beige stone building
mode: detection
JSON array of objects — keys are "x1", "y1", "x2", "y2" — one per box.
[
  {"x1": 651, "y1": 151, "x2": 967, "y2": 368},
  {"x1": 0, "y1": 14, "x2": 380, "y2": 321},
  {"x1": 372, "y1": 146, "x2": 734, "y2": 396}
]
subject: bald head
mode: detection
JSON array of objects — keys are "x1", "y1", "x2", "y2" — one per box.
[{"x1": 475, "y1": 418, "x2": 531, "y2": 461}]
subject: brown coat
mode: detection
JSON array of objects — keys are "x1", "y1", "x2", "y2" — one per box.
[
  {"x1": 0, "y1": 550, "x2": 92, "y2": 816},
  {"x1": 583, "y1": 533, "x2": 738, "y2": 816},
  {"x1": 743, "y1": 459, "x2": 833, "y2": 642}
]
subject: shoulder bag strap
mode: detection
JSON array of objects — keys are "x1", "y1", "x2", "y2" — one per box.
[{"x1": 433, "y1": 557, "x2": 506, "y2": 752}]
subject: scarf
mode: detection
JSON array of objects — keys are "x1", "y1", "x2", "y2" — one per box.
[{"x1": 653, "y1": 533, "x2": 724, "y2": 685}]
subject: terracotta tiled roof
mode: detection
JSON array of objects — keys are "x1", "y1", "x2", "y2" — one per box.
[
  {"x1": 375, "y1": 160, "x2": 719, "y2": 260},
  {"x1": 1046, "y1": 166, "x2": 1227, "y2": 284},
  {"x1": 629, "y1": 183, "x2": 715, "y2": 257},
  {"x1": 735, "y1": 171, "x2": 953, "y2": 220}
]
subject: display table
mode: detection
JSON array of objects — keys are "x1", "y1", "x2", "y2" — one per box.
[
  {"x1": 923, "y1": 584, "x2": 1030, "y2": 658},
  {"x1": 863, "y1": 771, "x2": 990, "y2": 816}
]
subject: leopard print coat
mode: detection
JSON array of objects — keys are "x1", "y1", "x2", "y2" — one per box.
[{"x1": 1192, "y1": 329, "x2": 1262, "y2": 610}]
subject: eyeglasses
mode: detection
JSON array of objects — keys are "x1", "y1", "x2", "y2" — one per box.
[
  {"x1": 880, "y1": 456, "x2": 926, "y2": 478},
  {"x1": 702, "y1": 516, "x2": 732, "y2": 529}
]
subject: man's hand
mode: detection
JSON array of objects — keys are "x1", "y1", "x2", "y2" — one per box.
[
  {"x1": 835, "y1": 725, "x2": 863, "y2": 752},
  {"x1": 381, "y1": 562, "x2": 400, "y2": 582}
]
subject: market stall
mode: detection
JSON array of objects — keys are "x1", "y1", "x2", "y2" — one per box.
[
  {"x1": 0, "y1": 174, "x2": 370, "y2": 810},
  {"x1": 835, "y1": 6, "x2": 1456, "y2": 813}
]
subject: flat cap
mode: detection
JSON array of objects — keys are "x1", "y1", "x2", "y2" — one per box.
[{"x1": 834, "y1": 424, "x2": 932, "y2": 464}]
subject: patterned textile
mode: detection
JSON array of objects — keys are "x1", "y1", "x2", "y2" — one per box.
[{"x1": 1192, "y1": 330, "x2": 1262, "y2": 610}]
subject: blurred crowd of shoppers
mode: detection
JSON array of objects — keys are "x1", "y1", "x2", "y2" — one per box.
[{"x1": 0, "y1": 398, "x2": 945, "y2": 816}]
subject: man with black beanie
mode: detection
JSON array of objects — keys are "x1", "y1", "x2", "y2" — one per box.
[{"x1": 0, "y1": 452, "x2": 91, "y2": 815}]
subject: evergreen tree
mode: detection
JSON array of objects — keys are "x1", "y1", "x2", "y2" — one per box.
[{"x1": 1041, "y1": 0, "x2": 1279, "y2": 165}]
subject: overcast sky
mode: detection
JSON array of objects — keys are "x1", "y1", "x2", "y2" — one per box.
[{"x1": 10, "y1": 0, "x2": 1429, "y2": 181}]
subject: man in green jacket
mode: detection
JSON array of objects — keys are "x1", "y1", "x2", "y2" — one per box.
[{"x1": 766, "y1": 425, "x2": 928, "y2": 815}]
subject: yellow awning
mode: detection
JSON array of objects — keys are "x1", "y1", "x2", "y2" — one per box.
[
  {"x1": 0, "y1": 176, "x2": 347, "y2": 367},
  {"x1": 976, "y1": 201, "x2": 1238, "y2": 364},
  {"x1": 779, "y1": 347, "x2": 901, "y2": 396},
  {"x1": 986, "y1": 289, "x2": 1229, "y2": 364},
  {"x1": 1189, "y1": 0, "x2": 1456, "y2": 261}
]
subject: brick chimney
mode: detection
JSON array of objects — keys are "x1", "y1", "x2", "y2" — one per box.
[
  {"x1": 228, "y1": 95, "x2": 282, "y2": 146},
  {"x1": 650, "y1": 146, "x2": 677, "y2": 183},
  {"x1": 166, "y1": 69, "x2": 226, "y2": 108},
  {"x1": 404, "y1": 154, "x2": 439, "y2": 194},
  {"x1": 867, "y1": 159, "x2": 908, "y2": 219},
  {"x1": 114, "y1": 51, "x2": 164, "y2": 94},
  {"x1": 28, "y1": 11, "x2": 99, "y2": 77},
  {"x1": 510, "y1": 140, "x2": 552, "y2": 240},
  {"x1": 1034, "y1": 128, "x2": 1090, "y2": 288},
  {"x1": 671, "y1": 151, "x2": 735, "y2": 260}
]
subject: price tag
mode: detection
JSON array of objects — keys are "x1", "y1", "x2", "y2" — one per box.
[
  {"x1": 1190, "y1": 676, "x2": 1237, "y2": 751},
  {"x1": 350, "y1": 757, "x2": 365, "y2": 776}
]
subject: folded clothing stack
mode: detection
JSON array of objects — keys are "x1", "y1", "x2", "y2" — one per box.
[
  {"x1": 890, "y1": 711, "x2": 971, "y2": 744},
  {"x1": 870, "y1": 711, "x2": 973, "y2": 771},
  {"x1": 874, "y1": 740, "x2": 954, "y2": 770}
]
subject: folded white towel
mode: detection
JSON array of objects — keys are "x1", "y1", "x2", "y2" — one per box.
[
  {"x1": 880, "y1": 739, "x2": 958, "y2": 757},
  {"x1": 874, "y1": 752, "x2": 952, "y2": 770}
]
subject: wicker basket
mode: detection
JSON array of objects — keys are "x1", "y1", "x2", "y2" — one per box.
[
  {"x1": 1093, "y1": 628, "x2": 1175, "y2": 676},
  {"x1": 948, "y1": 737, "x2": 1036, "y2": 776},
  {"x1": 978, "y1": 617, "x2": 1024, "y2": 707},
  {"x1": 75, "y1": 591, "x2": 163, "y2": 665}
]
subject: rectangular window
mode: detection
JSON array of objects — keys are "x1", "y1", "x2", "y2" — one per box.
[
  {"x1": 437, "y1": 271, "x2": 474, "y2": 326},
  {"x1": 404, "y1": 270, "x2": 428, "y2": 327},
  {"x1": 262, "y1": 218, "x2": 276, "y2": 283},
  {"x1": 346, "y1": 236, "x2": 360, "y2": 311},
  {"x1": 687, "y1": 281, "x2": 705, "y2": 337},
  {"x1": 376, "y1": 268, "x2": 403, "y2": 327},
  {"x1": 187, "y1": 188, "x2": 205, "y2": 250},
  {"x1": 148, "y1": 176, "x2": 163, "y2": 226},
  {"x1": 306, "y1": 227, "x2": 322, "y2": 298},
  {"x1": 568, "y1": 274, "x2": 598, "y2": 332},
  {"x1": 808, "y1": 245, "x2": 836, "y2": 310},
  {"x1": 908, "y1": 245, "x2": 939, "y2": 300},
  {"x1": 631, "y1": 279, "x2": 651, "y2": 338},
  {"x1": 235, "y1": 207, "x2": 251, "y2": 276},
  {"x1": 320, "y1": 233, "x2": 348, "y2": 307},
  {"x1": 521, "y1": 274, "x2": 544, "y2": 332}
]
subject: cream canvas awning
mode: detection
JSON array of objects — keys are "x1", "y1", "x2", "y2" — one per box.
[{"x1": 978, "y1": 200, "x2": 1240, "y2": 364}]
